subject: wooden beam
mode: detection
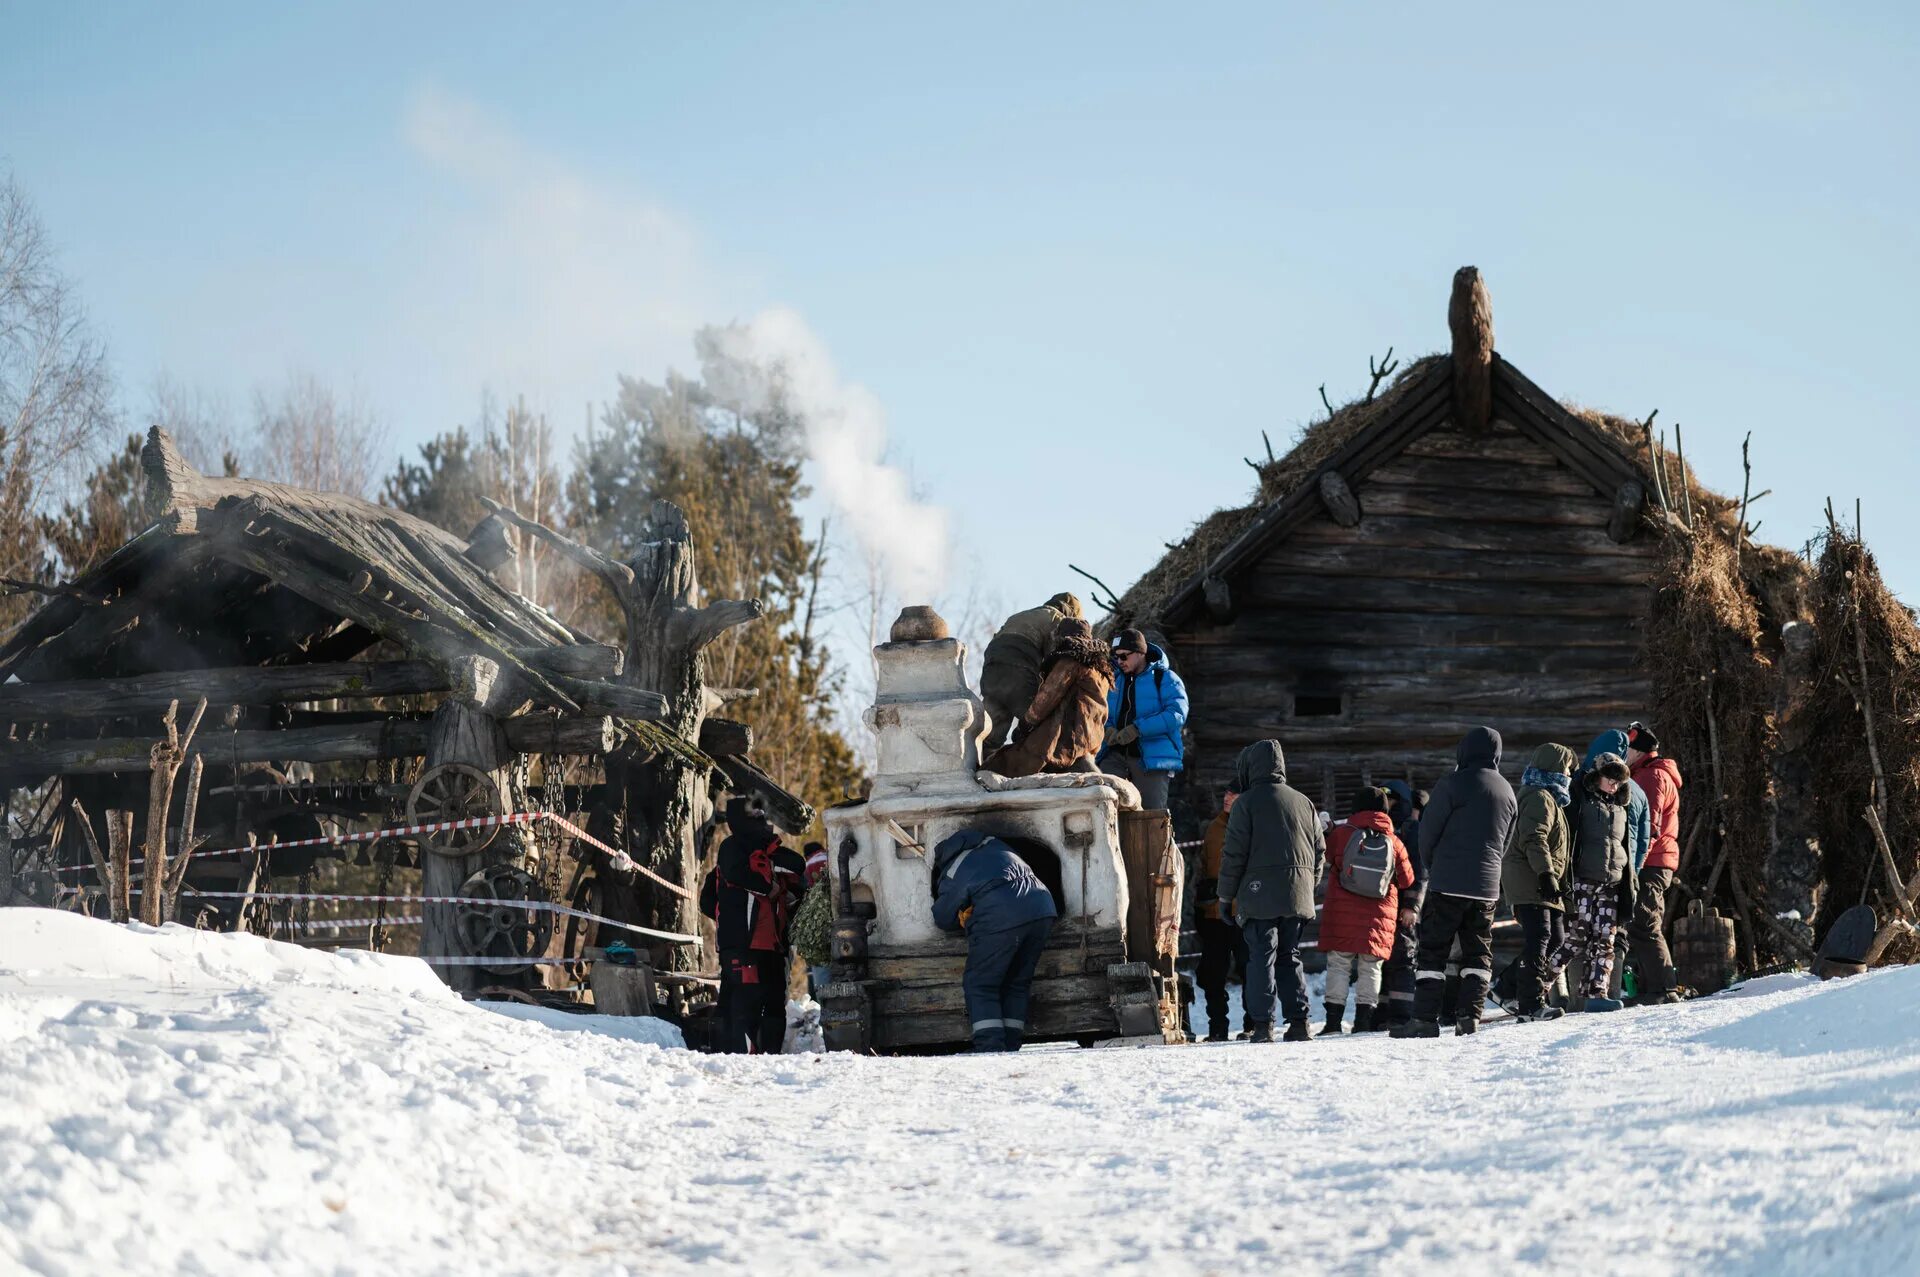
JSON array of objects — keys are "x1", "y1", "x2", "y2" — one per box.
[
  {"x1": 0, "y1": 660, "x2": 448, "y2": 722},
  {"x1": 1607, "y1": 480, "x2": 1647, "y2": 544},
  {"x1": 0, "y1": 713, "x2": 616, "y2": 780},
  {"x1": 1246, "y1": 541, "x2": 1661, "y2": 588},
  {"x1": 1448, "y1": 266, "x2": 1495, "y2": 434},
  {"x1": 1318, "y1": 471, "x2": 1362, "y2": 527},
  {"x1": 1236, "y1": 572, "x2": 1653, "y2": 620},
  {"x1": 698, "y1": 717, "x2": 753, "y2": 757},
  {"x1": 520, "y1": 643, "x2": 623, "y2": 680},
  {"x1": 711, "y1": 753, "x2": 815, "y2": 833}
]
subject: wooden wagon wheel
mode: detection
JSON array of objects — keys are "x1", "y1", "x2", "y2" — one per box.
[{"x1": 407, "y1": 763, "x2": 503, "y2": 857}]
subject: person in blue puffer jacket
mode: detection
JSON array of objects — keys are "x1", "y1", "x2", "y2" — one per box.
[
  {"x1": 931, "y1": 831, "x2": 1060, "y2": 1051},
  {"x1": 1097, "y1": 628, "x2": 1190, "y2": 811}
]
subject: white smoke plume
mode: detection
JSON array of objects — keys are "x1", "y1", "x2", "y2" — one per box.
[{"x1": 700, "y1": 308, "x2": 950, "y2": 601}]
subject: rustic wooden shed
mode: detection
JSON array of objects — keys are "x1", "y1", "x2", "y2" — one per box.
[
  {"x1": 0, "y1": 427, "x2": 811, "y2": 997},
  {"x1": 1114, "y1": 269, "x2": 1666, "y2": 810}
]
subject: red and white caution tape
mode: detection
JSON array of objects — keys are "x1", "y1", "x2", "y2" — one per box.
[
  {"x1": 148, "y1": 888, "x2": 701, "y2": 946},
  {"x1": 50, "y1": 809, "x2": 694, "y2": 902},
  {"x1": 286, "y1": 915, "x2": 424, "y2": 931}
]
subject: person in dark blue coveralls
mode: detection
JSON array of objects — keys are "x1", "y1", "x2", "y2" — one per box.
[{"x1": 931, "y1": 830, "x2": 1059, "y2": 1052}]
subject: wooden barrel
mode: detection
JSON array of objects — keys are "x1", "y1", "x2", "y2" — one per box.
[{"x1": 1673, "y1": 899, "x2": 1737, "y2": 994}]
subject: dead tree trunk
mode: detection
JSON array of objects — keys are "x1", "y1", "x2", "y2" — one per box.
[
  {"x1": 481, "y1": 497, "x2": 762, "y2": 970},
  {"x1": 139, "y1": 697, "x2": 208, "y2": 927}
]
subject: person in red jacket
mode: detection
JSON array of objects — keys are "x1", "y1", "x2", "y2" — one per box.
[
  {"x1": 1626, "y1": 724, "x2": 1685, "y2": 1003},
  {"x1": 704, "y1": 797, "x2": 806, "y2": 1053},
  {"x1": 1318, "y1": 786, "x2": 1416, "y2": 1034}
]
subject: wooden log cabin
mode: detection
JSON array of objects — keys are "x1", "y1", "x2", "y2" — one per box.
[{"x1": 1114, "y1": 268, "x2": 1670, "y2": 813}]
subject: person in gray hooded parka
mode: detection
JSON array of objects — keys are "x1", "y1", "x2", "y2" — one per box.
[
  {"x1": 1215, "y1": 739, "x2": 1324, "y2": 1042},
  {"x1": 1391, "y1": 726, "x2": 1517, "y2": 1039}
]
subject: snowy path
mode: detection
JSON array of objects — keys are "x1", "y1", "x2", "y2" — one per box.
[{"x1": 2, "y1": 911, "x2": 1916, "y2": 1276}]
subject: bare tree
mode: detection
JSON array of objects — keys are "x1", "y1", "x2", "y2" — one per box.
[
  {"x1": 0, "y1": 172, "x2": 115, "y2": 624},
  {"x1": 246, "y1": 373, "x2": 385, "y2": 498}
]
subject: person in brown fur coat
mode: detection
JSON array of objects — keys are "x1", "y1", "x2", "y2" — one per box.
[{"x1": 985, "y1": 618, "x2": 1112, "y2": 777}]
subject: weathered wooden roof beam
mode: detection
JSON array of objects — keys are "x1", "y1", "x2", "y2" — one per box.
[{"x1": 0, "y1": 712, "x2": 617, "y2": 783}]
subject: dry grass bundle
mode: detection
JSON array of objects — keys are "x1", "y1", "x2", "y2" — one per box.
[
  {"x1": 1641, "y1": 525, "x2": 1793, "y2": 964},
  {"x1": 1806, "y1": 526, "x2": 1920, "y2": 960}
]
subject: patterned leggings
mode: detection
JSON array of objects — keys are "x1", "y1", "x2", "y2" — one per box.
[{"x1": 1552, "y1": 881, "x2": 1619, "y2": 998}]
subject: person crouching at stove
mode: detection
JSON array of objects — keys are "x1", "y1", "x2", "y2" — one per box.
[{"x1": 931, "y1": 830, "x2": 1059, "y2": 1051}]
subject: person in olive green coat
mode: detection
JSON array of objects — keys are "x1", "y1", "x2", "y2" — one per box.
[
  {"x1": 979, "y1": 593, "x2": 1083, "y2": 749},
  {"x1": 1501, "y1": 743, "x2": 1577, "y2": 1021}
]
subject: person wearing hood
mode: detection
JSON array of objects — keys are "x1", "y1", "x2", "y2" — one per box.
[
  {"x1": 1318, "y1": 786, "x2": 1416, "y2": 1035},
  {"x1": 1392, "y1": 727, "x2": 1516, "y2": 1038},
  {"x1": 1195, "y1": 785, "x2": 1249, "y2": 1042},
  {"x1": 1215, "y1": 740, "x2": 1324, "y2": 1042},
  {"x1": 1552, "y1": 752, "x2": 1635, "y2": 1012},
  {"x1": 1626, "y1": 723, "x2": 1686, "y2": 1002},
  {"x1": 1097, "y1": 628, "x2": 1190, "y2": 811},
  {"x1": 1380, "y1": 780, "x2": 1430, "y2": 1028},
  {"x1": 707, "y1": 797, "x2": 807, "y2": 1054},
  {"x1": 985, "y1": 618, "x2": 1112, "y2": 777},
  {"x1": 931, "y1": 830, "x2": 1059, "y2": 1051},
  {"x1": 1501, "y1": 744, "x2": 1577, "y2": 1021},
  {"x1": 980, "y1": 592, "x2": 1084, "y2": 750},
  {"x1": 1580, "y1": 728, "x2": 1650, "y2": 999}
]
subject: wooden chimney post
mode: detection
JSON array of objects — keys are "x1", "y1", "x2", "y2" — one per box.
[{"x1": 1449, "y1": 266, "x2": 1495, "y2": 435}]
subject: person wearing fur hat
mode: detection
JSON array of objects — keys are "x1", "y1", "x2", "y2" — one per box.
[
  {"x1": 1317, "y1": 786, "x2": 1416, "y2": 1035},
  {"x1": 1552, "y1": 752, "x2": 1636, "y2": 1012},
  {"x1": 980, "y1": 592, "x2": 1084, "y2": 750},
  {"x1": 985, "y1": 618, "x2": 1112, "y2": 777},
  {"x1": 1502, "y1": 744, "x2": 1577, "y2": 1021}
]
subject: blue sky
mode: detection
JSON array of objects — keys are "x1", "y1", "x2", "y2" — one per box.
[{"x1": 4, "y1": 3, "x2": 1916, "y2": 640}]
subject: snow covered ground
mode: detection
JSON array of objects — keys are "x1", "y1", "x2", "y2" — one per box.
[{"x1": 3, "y1": 911, "x2": 1917, "y2": 1276}]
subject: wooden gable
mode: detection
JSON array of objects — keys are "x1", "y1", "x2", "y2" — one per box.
[{"x1": 1163, "y1": 362, "x2": 1663, "y2": 810}]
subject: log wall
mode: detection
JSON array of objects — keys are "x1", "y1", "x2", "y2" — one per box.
[{"x1": 1170, "y1": 422, "x2": 1659, "y2": 813}]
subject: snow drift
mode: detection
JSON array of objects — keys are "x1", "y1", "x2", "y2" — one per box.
[{"x1": 3, "y1": 910, "x2": 1917, "y2": 1275}]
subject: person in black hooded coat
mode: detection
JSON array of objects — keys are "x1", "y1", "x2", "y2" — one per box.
[
  {"x1": 1391, "y1": 726, "x2": 1516, "y2": 1039},
  {"x1": 706, "y1": 798, "x2": 806, "y2": 1054}
]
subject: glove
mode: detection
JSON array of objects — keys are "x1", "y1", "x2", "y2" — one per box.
[
  {"x1": 1110, "y1": 723, "x2": 1140, "y2": 747},
  {"x1": 1538, "y1": 872, "x2": 1562, "y2": 903},
  {"x1": 958, "y1": 905, "x2": 974, "y2": 931}
]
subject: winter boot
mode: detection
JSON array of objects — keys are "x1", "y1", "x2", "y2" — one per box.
[
  {"x1": 1321, "y1": 1002, "x2": 1344, "y2": 1036},
  {"x1": 1003, "y1": 1026, "x2": 1024, "y2": 1052},
  {"x1": 1246, "y1": 1022, "x2": 1275, "y2": 1044},
  {"x1": 1455, "y1": 1016, "x2": 1478, "y2": 1036},
  {"x1": 1205, "y1": 1019, "x2": 1231, "y2": 1043},
  {"x1": 1283, "y1": 1017, "x2": 1312, "y2": 1042},
  {"x1": 1584, "y1": 995, "x2": 1624, "y2": 1013},
  {"x1": 1518, "y1": 1006, "x2": 1566, "y2": 1022},
  {"x1": 1352, "y1": 1005, "x2": 1378, "y2": 1033},
  {"x1": 1389, "y1": 1019, "x2": 1440, "y2": 1039}
]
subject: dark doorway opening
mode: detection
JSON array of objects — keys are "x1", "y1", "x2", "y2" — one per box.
[{"x1": 1293, "y1": 692, "x2": 1344, "y2": 718}]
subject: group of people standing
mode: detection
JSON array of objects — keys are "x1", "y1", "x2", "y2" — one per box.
[
  {"x1": 1197, "y1": 722, "x2": 1685, "y2": 1042},
  {"x1": 978, "y1": 593, "x2": 1190, "y2": 808}
]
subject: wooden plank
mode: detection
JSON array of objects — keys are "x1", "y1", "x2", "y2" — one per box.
[
  {"x1": 1248, "y1": 540, "x2": 1662, "y2": 587},
  {"x1": 0, "y1": 713, "x2": 616, "y2": 780},
  {"x1": 1186, "y1": 642, "x2": 1644, "y2": 679},
  {"x1": 1235, "y1": 572, "x2": 1653, "y2": 619},
  {"x1": 1353, "y1": 484, "x2": 1617, "y2": 527},
  {"x1": 1362, "y1": 454, "x2": 1600, "y2": 498},
  {"x1": 1284, "y1": 514, "x2": 1663, "y2": 559},
  {"x1": 869, "y1": 936, "x2": 1126, "y2": 987},
  {"x1": 1399, "y1": 430, "x2": 1562, "y2": 467},
  {"x1": 872, "y1": 972, "x2": 1112, "y2": 1017},
  {"x1": 0, "y1": 660, "x2": 447, "y2": 722},
  {"x1": 875, "y1": 990, "x2": 1119, "y2": 1046},
  {"x1": 1177, "y1": 607, "x2": 1645, "y2": 650},
  {"x1": 1192, "y1": 713, "x2": 1649, "y2": 750},
  {"x1": 1194, "y1": 670, "x2": 1649, "y2": 708}
]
